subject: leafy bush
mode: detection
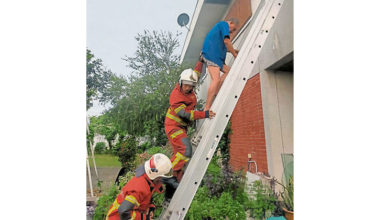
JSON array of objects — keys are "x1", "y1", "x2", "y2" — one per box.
[
  {"x1": 93, "y1": 183, "x2": 119, "y2": 220},
  {"x1": 94, "y1": 142, "x2": 106, "y2": 154},
  {"x1": 247, "y1": 181, "x2": 284, "y2": 219},
  {"x1": 117, "y1": 136, "x2": 138, "y2": 172},
  {"x1": 151, "y1": 191, "x2": 165, "y2": 218},
  {"x1": 184, "y1": 156, "x2": 248, "y2": 219},
  {"x1": 203, "y1": 161, "x2": 245, "y2": 199},
  {"x1": 205, "y1": 157, "x2": 221, "y2": 179},
  {"x1": 138, "y1": 141, "x2": 152, "y2": 153},
  {"x1": 182, "y1": 122, "x2": 250, "y2": 219},
  {"x1": 187, "y1": 187, "x2": 246, "y2": 220},
  {"x1": 281, "y1": 176, "x2": 294, "y2": 212},
  {"x1": 185, "y1": 122, "x2": 284, "y2": 219},
  {"x1": 217, "y1": 121, "x2": 232, "y2": 166},
  {"x1": 146, "y1": 146, "x2": 168, "y2": 155}
]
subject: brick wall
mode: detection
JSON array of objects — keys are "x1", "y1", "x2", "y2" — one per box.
[{"x1": 228, "y1": 73, "x2": 268, "y2": 174}]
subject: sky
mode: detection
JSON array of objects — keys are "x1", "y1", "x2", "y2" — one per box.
[{"x1": 87, "y1": 0, "x2": 198, "y2": 116}]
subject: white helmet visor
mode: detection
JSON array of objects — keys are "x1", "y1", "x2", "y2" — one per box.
[{"x1": 181, "y1": 80, "x2": 196, "y2": 86}]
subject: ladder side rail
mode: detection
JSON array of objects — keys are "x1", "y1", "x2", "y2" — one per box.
[
  {"x1": 162, "y1": 0, "x2": 280, "y2": 218},
  {"x1": 189, "y1": 0, "x2": 273, "y2": 149},
  {"x1": 164, "y1": 3, "x2": 271, "y2": 213},
  {"x1": 161, "y1": 0, "x2": 285, "y2": 218},
  {"x1": 208, "y1": 0, "x2": 278, "y2": 111},
  {"x1": 182, "y1": 0, "x2": 276, "y2": 182}
]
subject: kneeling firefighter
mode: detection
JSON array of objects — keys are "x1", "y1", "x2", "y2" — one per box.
[{"x1": 106, "y1": 153, "x2": 173, "y2": 220}]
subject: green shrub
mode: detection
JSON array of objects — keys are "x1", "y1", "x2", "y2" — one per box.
[
  {"x1": 94, "y1": 142, "x2": 106, "y2": 154},
  {"x1": 146, "y1": 146, "x2": 166, "y2": 155},
  {"x1": 93, "y1": 183, "x2": 119, "y2": 220},
  {"x1": 151, "y1": 192, "x2": 165, "y2": 218},
  {"x1": 138, "y1": 141, "x2": 152, "y2": 153},
  {"x1": 203, "y1": 158, "x2": 246, "y2": 200},
  {"x1": 187, "y1": 187, "x2": 246, "y2": 220},
  {"x1": 247, "y1": 181, "x2": 283, "y2": 219},
  {"x1": 281, "y1": 176, "x2": 294, "y2": 212},
  {"x1": 117, "y1": 136, "x2": 138, "y2": 172},
  {"x1": 217, "y1": 121, "x2": 232, "y2": 166},
  {"x1": 184, "y1": 156, "x2": 248, "y2": 219},
  {"x1": 205, "y1": 157, "x2": 221, "y2": 179}
]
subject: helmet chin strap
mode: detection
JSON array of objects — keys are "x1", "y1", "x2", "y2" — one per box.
[{"x1": 180, "y1": 83, "x2": 193, "y2": 94}]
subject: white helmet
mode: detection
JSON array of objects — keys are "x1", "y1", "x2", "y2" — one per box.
[
  {"x1": 180, "y1": 69, "x2": 198, "y2": 86},
  {"x1": 144, "y1": 153, "x2": 173, "y2": 180}
]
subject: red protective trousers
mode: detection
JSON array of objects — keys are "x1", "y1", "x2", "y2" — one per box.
[{"x1": 164, "y1": 79, "x2": 207, "y2": 181}]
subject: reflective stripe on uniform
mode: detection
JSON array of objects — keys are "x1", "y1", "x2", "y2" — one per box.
[
  {"x1": 190, "y1": 110, "x2": 194, "y2": 121},
  {"x1": 125, "y1": 195, "x2": 140, "y2": 207},
  {"x1": 166, "y1": 109, "x2": 187, "y2": 126},
  {"x1": 171, "y1": 152, "x2": 190, "y2": 168},
  {"x1": 174, "y1": 104, "x2": 186, "y2": 113},
  {"x1": 130, "y1": 211, "x2": 137, "y2": 220},
  {"x1": 106, "y1": 206, "x2": 115, "y2": 220},
  {"x1": 170, "y1": 129, "x2": 184, "y2": 139},
  {"x1": 106, "y1": 198, "x2": 139, "y2": 220},
  {"x1": 106, "y1": 199, "x2": 121, "y2": 220}
]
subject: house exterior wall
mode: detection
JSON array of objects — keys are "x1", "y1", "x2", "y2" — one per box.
[
  {"x1": 261, "y1": 70, "x2": 293, "y2": 187},
  {"x1": 229, "y1": 73, "x2": 269, "y2": 174},
  {"x1": 250, "y1": 0, "x2": 293, "y2": 78},
  {"x1": 226, "y1": 0, "x2": 294, "y2": 184}
]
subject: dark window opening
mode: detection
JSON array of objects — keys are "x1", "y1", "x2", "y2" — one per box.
[{"x1": 266, "y1": 51, "x2": 294, "y2": 72}]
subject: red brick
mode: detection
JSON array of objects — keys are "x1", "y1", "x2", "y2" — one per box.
[{"x1": 228, "y1": 74, "x2": 268, "y2": 174}]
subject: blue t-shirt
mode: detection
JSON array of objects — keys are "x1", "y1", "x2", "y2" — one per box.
[{"x1": 201, "y1": 21, "x2": 230, "y2": 69}]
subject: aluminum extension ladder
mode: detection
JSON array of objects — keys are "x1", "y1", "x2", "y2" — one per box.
[{"x1": 160, "y1": 0, "x2": 285, "y2": 219}]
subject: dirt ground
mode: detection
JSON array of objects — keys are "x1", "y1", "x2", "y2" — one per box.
[{"x1": 86, "y1": 166, "x2": 121, "y2": 196}]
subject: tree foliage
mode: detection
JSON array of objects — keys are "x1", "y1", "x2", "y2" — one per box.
[
  {"x1": 94, "y1": 142, "x2": 106, "y2": 154},
  {"x1": 123, "y1": 30, "x2": 181, "y2": 78},
  {"x1": 107, "y1": 30, "x2": 189, "y2": 145},
  {"x1": 89, "y1": 114, "x2": 125, "y2": 151},
  {"x1": 86, "y1": 49, "x2": 114, "y2": 109}
]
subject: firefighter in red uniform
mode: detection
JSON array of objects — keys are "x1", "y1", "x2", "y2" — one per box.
[
  {"x1": 106, "y1": 153, "x2": 173, "y2": 220},
  {"x1": 164, "y1": 68, "x2": 216, "y2": 187}
]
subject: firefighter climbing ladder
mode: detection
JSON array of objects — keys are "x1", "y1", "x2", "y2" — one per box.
[{"x1": 160, "y1": 0, "x2": 285, "y2": 219}]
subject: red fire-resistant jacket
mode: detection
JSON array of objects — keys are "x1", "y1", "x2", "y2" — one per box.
[
  {"x1": 106, "y1": 173, "x2": 163, "y2": 220},
  {"x1": 164, "y1": 83, "x2": 207, "y2": 133}
]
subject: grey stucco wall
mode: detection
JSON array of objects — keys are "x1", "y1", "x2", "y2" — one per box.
[{"x1": 261, "y1": 70, "x2": 293, "y2": 189}]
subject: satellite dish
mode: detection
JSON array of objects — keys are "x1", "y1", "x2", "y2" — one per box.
[{"x1": 177, "y1": 13, "x2": 190, "y2": 30}]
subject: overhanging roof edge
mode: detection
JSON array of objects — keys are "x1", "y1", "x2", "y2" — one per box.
[{"x1": 179, "y1": 0, "x2": 205, "y2": 64}]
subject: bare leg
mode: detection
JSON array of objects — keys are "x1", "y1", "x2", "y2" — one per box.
[
  {"x1": 204, "y1": 65, "x2": 221, "y2": 111},
  {"x1": 218, "y1": 65, "x2": 231, "y2": 90}
]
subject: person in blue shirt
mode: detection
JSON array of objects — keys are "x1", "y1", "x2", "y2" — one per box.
[{"x1": 201, "y1": 18, "x2": 239, "y2": 111}]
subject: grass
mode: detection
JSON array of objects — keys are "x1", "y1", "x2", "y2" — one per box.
[{"x1": 88, "y1": 154, "x2": 121, "y2": 167}]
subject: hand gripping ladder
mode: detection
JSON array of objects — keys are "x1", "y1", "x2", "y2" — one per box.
[{"x1": 160, "y1": 0, "x2": 285, "y2": 219}]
